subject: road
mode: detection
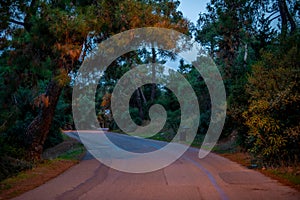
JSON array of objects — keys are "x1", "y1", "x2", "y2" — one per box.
[{"x1": 14, "y1": 132, "x2": 300, "y2": 200}]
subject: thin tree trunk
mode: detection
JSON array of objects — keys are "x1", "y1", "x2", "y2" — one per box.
[
  {"x1": 135, "y1": 89, "x2": 144, "y2": 122},
  {"x1": 25, "y1": 80, "x2": 63, "y2": 162},
  {"x1": 150, "y1": 48, "x2": 156, "y2": 102},
  {"x1": 138, "y1": 87, "x2": 147, "y2": 105},
  {"x1": 244, "y1": 43, "x2": 248, "y2": 68}
]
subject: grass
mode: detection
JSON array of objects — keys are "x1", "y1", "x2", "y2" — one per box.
[
  {"x1": 149, "y1": 132, "x2": 173, "y2": 142},
  {"x1": 57, "y1": 143, "x2": 85, "y2": 160},
  {"x1": 259, "y1": 168, "x2": 300, "y2": 191},
  {"x1": 116, "y1": 131, "x2": 206, "y2": 147},
  {"x1": 269, "y1": 170, "x2": 300, "y2": 184}
]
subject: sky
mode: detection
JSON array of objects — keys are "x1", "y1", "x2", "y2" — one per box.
[
  {"x1": 178, "y1": 0, "x2": 210, "y2": 24},
  {"x1": 162, "y1": 0, "x2": 211, "y2": 69}
]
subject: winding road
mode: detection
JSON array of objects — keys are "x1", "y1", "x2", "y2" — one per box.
[{"x1": 14, "y1": 131, "x2": 300, "y2": 200}]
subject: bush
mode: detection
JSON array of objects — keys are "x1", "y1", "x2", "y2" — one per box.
[{"x1": 243, "y1": 41, "x2": 300, "y2": 166}]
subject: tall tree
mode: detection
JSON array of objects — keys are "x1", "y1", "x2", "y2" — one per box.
[
  {"x1": 194, "y1": 0, "x2": 299, "y2": 166},
  {"x1": 195, "y1": 0, "x2": 298, "y2": 74},
  {"x1": 0, "y1": 0, "x2": 189, "y2": 161},
  {"x1": 1, "y1": 0, "x2": 100, "y2": 161},
  {"x1": 96, "y1": 0, "x2": 189, "y2": 124}
]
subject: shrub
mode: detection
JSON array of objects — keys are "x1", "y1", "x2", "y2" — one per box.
[{"x1": 243, "y1": 42, "x2": 300, "y2": 166}]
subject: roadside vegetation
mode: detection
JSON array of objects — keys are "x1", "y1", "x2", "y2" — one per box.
[{"x1": 0, "y1": 135, "x2": 85, "y2": 199}]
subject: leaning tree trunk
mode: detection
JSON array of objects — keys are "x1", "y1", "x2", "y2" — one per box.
[{"x1": 25, "y1": 79, "x2": 63, "y2": 162}]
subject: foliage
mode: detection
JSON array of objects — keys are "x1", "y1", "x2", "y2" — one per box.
[
  {"x1": 194, "y1": 0, "x2": 299, "y2": 167},
  {"x1": 243, "y1": 35, "x2": 300, "y2": 166},
  {"x1": 0, "y1": 0, "x2": 190, "y2": 164},
  {"x1": 178, "y1": 60, "x2": 211, "y2": 135}
]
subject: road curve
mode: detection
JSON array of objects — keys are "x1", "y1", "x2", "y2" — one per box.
[{"x1": 14, "y1": 132, "x2": 300, "y2": 200}]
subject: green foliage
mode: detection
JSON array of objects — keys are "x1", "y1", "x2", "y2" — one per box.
[
  {"x1": 243, "y1": 36, "x2": 300, "y2": 166},
  {"x1": 194, "y1": 0, "x2": 299, "y2": 168},
  {"x1": 178, "y1": 61, "x2": 211, "y2": 136}
]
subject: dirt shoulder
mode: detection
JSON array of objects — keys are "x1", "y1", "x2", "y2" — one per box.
[{"x1": 0, "y1": 136, "x2": 85, "y2": 200}]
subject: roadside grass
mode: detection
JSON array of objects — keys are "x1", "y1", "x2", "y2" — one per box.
[
  {"x1": 259, "y1": 167, "x2": 300, "y2": 192},
  {"x1": 61, "y1": 132, "x2": 70, "y2": 140},
  {"x1": 111, "y1": 130, "x2": 174, "y2": 142},
  {"x1": 57, "y1": 143, "x2": 85, "y2": 160},
  {"x1": 267, "y1": 170, "x2": 300, "y2": 185},
  {"x1": 0, "y1": 136, "x2": 86, "y2": 199},
  {"x1": 149, "y1": 132, "x2": 173, "y2": 142},
  {"x1": 112, "y1": 130, "x2": 206, "y2": 146}
]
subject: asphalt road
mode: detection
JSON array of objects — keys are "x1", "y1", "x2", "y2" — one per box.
[{"x1": 14, "y1": 131, "x2": 300, "y2": 200}]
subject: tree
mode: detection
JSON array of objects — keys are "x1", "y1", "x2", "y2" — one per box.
[
  {"x1": 94, "y1": 0, "x2": 189, "y2": 126},
  {"x1": 195, "y1": 0, "x2": 299, "y2": 73},
  {"x1": 194, "y1": 0, "x2": 299, "y2": 164},
  {"x1": 13, "y1": 1, "x2": 97, "y2": 161},
  {"x1": 0, "y1": 0, "x2": 190, "y2": 161},
  {"x1": 194, "y1": 0, "x2": 259, "y2": 140}
]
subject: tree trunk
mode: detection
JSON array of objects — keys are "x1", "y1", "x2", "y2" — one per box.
[
  {"x1": 138, "y1": 87, "x2": 147, "y2": 105},
  {"x1": 284, "y1": 1, "x2": 296, "y2": 34},
  {"x1": 278, "y1": 0, "x2": 296, "y2": 36},
  {"x1": 25, "y1": 80, "x2": 63, "y2": 162},
  {"x1": 279, "y1": 0, "x2": 288, "y2": 37},
  {"x1": 150, "y1": 48, "x2": 156, "y2": 102},
  {"x1": 135, "y1": 89, "x2": 144, "y2": 122},
  {"x1": 243, "y1": 43, "x2": 248, "y2": 68}
]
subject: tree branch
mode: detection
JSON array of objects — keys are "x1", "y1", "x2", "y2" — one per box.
[
  {"x1": 265, "y1": 11, "x2": 279, "y2": 21},
  {"x1": 8, "y1": 19, "x2": 25, "y2": 27},
  {"x1": 24, "y1": 0, "x2": 38, "y2": 32},
  {"x1": 269, "y1": 15, "x2": 281, "y2": 23}
]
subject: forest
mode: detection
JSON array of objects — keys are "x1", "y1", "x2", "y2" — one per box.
[{"x1": 0, "y1": 0, "x2": 299, "y2": 181}]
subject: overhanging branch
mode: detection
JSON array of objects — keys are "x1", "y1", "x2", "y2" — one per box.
[{"x1": 9, "y1": 19, "x2": 25, "y2": 27}]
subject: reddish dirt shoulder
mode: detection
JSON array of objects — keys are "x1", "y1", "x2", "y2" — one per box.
[
  {"x1": 0, "y1": 160, "x2": 77, "y2": 199},
  {"x1": 219, "y1": 152, "x2": 300, "y2": 192},
  {"x1": 0, "y1": 137, "x2": 84, "y2": 200}
]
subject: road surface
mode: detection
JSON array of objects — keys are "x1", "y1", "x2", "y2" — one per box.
[{"x1": 14, "y1": 132, "x2": 300, "y2": 200}]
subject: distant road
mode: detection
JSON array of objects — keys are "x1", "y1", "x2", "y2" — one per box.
[{"x1": 14, "y1": 131, "x2": 300, "y2": 200}]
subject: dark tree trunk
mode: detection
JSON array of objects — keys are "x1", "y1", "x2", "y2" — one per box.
[
  {"x1": 284, "y1": 1, "x2": 296, "y2": 34},
  {"x1": 279, "y1": 0, "x2": 288, "y2": 37},
  {"x1": 150, "y1": 48, "x2": 156, "y2": 102},
  {"x1": 278, "y1": 0, "x2": 296, "y2": 37},
  {"x1": 25, "y1": 80, "x2": 63, "y2": 161},
  {"x1": 135, "y1": 89, "x2": 144, "y2": 122}
]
